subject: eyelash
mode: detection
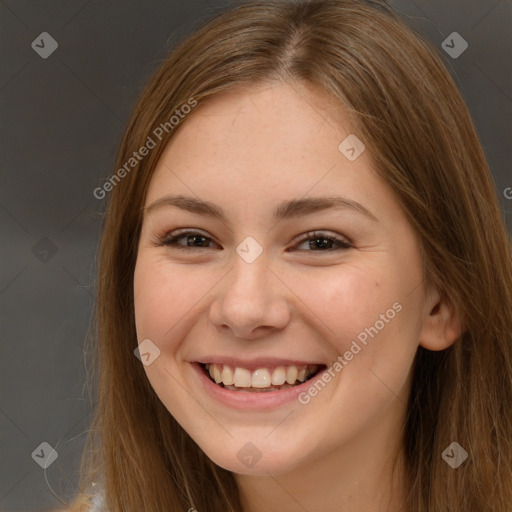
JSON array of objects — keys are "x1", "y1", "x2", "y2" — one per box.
[{"x1": 157, "y1": 229, "x2": 352, "y2": 253}]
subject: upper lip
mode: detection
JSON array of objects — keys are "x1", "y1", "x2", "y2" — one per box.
[{"x1": 193, "y1": 356, "x2": 326, "y2": 371}]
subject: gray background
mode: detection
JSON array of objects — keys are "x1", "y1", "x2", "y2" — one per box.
[{"x1": 1, "y1": 0, "x2": 511, "y2": 510}]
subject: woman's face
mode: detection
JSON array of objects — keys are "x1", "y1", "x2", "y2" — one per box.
[{"x1": 133, "y1": 81, "x2": 432, "y2": 476}]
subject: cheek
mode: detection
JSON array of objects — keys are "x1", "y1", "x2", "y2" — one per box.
[
  {"x1": 319, "y1": 267, "x2": 423, "y2": 402},
  {"x1": 291, "y1": 264, "x2": 400, "y2": 350},
  {"x1": 133, "y1": 256, "x2": 202, "y2": 410},
  {"x1": 134, "y1": 253, "x2": 233, "y2": 364},
  {"x1": 295, "y1": 261, "x2": 423, "y2": 371},
  {"x1": 133, "y1": 255, "x2": 197, "y2": 348}
]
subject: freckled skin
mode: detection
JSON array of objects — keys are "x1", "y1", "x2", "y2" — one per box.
[{"x1": 133, "y1": 81, "x2": 460, "y2": 511}]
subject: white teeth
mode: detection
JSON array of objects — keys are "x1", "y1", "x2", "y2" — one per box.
[
  {"x1": 286, "y1": 366, "x2": 298, "y2": 384},
  {"x1": 271, "y1": 366, "x2": 286, "y2": 385},
  {"x1": 224, "y1": 383, "x2": 294, "y2": 392},
  {"x1": 251, "y1": 368, "x2": 272, "y2": 388},
  {"x1": 206, "y1": 363, "x2": 319, "y2": 389},
  {"x1": 212, "y1": 363, "x2": 222, "y2": 384},
  {"x1": 233, "y1": 367, "x2": 252, "y2": 387},
  {"x1": 221, "y1": 365, "x2": 234, "y2": 385}
]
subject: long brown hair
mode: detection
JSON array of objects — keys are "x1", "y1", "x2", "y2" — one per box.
[{"x1": 68, "y1": 1, "x2": 512, "y2": 510}]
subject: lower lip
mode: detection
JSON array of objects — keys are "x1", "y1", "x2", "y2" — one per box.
[{"x1": 190, "y1": 362, "x2": 326, "y2": 410}]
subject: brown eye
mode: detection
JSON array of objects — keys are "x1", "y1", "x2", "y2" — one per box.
[
  {"x1": 158, "y1": 229, "x2": 352, "y2": 253},
  {"x1": 293, "y1": 231, "x2": 352, "y2": 252},
  {"x1": 160, "y1": 230, "x2": 217, "y2": 250}
]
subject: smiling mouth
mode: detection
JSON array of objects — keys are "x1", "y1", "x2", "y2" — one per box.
[{"x1": 199, "y1": 363, "x2": 326, "y2": 392}]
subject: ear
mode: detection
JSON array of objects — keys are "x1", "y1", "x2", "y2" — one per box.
[{"x1": 419, "y1": 287, "x2": 462, "y2": 351}]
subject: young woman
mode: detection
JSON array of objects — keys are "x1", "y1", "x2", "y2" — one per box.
[{"x1": 67, "y1": 0, "x2": 512, "y2": 510}]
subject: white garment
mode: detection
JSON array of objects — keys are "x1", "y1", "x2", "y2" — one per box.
[{"x1": 89, "y1": 490, "x2": 106, "y2": 512}]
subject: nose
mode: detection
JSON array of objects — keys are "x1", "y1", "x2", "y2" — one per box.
[{"x1": 209, "y1": 250, "x2": 291, "y2": 340}]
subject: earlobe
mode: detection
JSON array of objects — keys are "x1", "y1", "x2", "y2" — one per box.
[{"x1": 419, "y1": 291, "x2": 462, "y2": 351}]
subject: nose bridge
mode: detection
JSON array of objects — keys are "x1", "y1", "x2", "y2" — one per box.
[
  {"x1": 227, "y1": 240, "x2": 272, "y2": 307},
  {"x1": 210, "y1": 239, "x2": 289, "y2": 337}
]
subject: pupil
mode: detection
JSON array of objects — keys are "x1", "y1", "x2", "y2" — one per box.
[
  {"x1": 312, "y1": 237, "x2": 330, "y2": 250},
  {"x1": 188, "y1": 236, "x2": 206, "y2": 247}
]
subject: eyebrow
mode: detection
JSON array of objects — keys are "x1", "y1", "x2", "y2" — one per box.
[{"x1": 143, "y1": 194, "x2": 378, "y2": 222}]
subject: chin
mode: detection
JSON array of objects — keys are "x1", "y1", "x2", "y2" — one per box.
[{"x1": 201, "y1": 438, "x2": 307, "y2": 476}]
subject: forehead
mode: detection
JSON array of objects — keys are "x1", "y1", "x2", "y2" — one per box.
[
  {"x1": 166, "y1": 81, "x2": 356, "y2": 158},
  {"x1": 143, "y1": 81, "x2": 402, "y2": 227},
  {"x1": 149, "y1": 83, "x2": 361, "y2": 181}
]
